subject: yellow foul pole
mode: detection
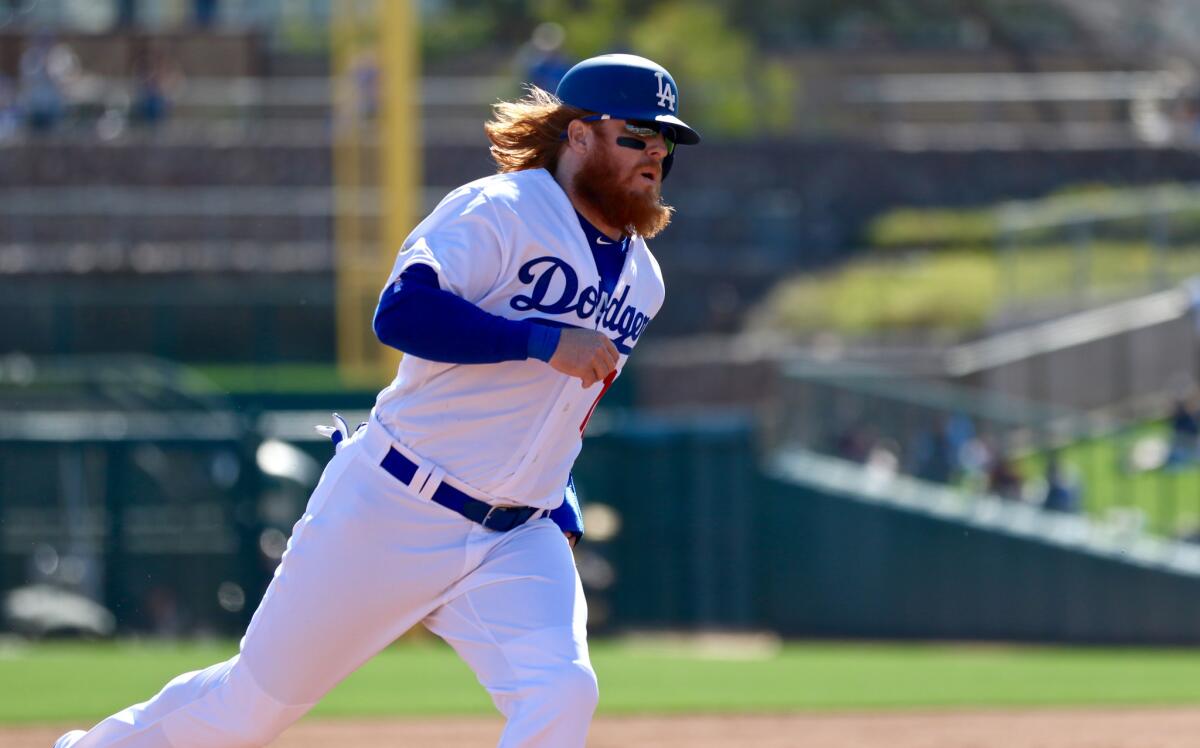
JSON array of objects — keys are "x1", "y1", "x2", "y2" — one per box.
[{"x1": 331, "y1": 0, "x2": 419, "y2": 385}]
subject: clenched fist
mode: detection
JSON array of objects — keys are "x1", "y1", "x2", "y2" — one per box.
[{"x1": 549, "y1": 328, "x2": 619, "y2": 387}]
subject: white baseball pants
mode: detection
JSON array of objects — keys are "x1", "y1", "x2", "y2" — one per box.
[{"x1": 61, "y1": 419, "x2": 597, "y2": 747}]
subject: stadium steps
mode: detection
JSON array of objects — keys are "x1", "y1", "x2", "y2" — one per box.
[
  {"x1": 0, "y1": 241, "x2": 334, "y2": 275},
  {"x1": 0, "y1": 139, "x2": 334, "y2": 187}
]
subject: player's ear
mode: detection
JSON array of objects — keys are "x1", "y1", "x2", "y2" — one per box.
[{"x1": 565, "y1": 119, "x2": 591, "y2": 153}]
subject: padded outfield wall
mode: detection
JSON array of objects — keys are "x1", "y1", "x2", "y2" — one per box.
[
  {"x1": 6, "y1": 401, "x2": 1200, "y2": 642},
  {"x1": 759, "y1": 453, "x2": 1200, "y2": 643},
  {"x1": 575, "y1": 416, "x2": 1200, "y2": 643}
]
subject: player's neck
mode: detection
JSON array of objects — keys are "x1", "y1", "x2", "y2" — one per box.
[
  {"x1": 572, "y1": 201, "x2": 623, "y2": 242},
  {"x1": 552, "y1": 167, "x2": 624, "y2": 241}
]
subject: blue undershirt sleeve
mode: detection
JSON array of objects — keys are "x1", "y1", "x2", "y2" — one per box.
[
  {"x1": 373, "y1": 263, "x2": 561, "y2": 364},
  {"x1": 527, "y1": 324, "x2": 561, "y2": 363}
]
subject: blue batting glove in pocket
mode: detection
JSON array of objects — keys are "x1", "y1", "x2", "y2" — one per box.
[
  {"x1": 314, "y1": 413, "x2": 366, "y2": 453},
  {"x1": 548, "y1": 473, "x2": 585, "y2": 542}
]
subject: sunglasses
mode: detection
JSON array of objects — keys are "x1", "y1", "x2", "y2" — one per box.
[{"x1": 580, "y1": 114, "x2": 676, "y2": 155}]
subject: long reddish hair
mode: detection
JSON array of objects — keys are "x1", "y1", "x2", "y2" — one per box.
[{"x1": 485, "y1": 86, "x2": 590, "y2": 174}]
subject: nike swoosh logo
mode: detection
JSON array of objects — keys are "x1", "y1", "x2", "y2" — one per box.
[{"x1": 596, "y1": 237, "x2": 614, "y2": 245}]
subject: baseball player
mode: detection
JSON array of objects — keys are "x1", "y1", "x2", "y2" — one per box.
[{"x1": 56, "y1": 53, "x2": 699, "y2": 748}]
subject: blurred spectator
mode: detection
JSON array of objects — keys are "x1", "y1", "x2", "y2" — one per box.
[
  {"x1": 987, "y1": 450, "x2": 1023, "y2": 501},
  {"x1": 866, "y1": 436, "x2": 901, "y2": 475},
  {"x1": 1167, "y1": 397, "x2": 1200, "y2": 466},
  {"x1": 0, "y1": 73, "x2": 18, "y2": 141},
  {"x1": 913, "y1": 417, "x2": 958, "y2": 483},
  {"x1": 17, "y1": 32, "x2": 77, "y2": 133},
  {"x1": 516, "y1": 22, "x2": 571, "y2": 93},
  {"x1": 115, "y1": 0, "x2": 137, "y2": 28},
  {"x1": 946, "y1": 413, "x2": 976, "y2": 456},
  {"x1": 957, "y1": 430, "x2": 993, "y2": 492},
  {"x1": 835, "y1": 420, "x2": 877, "y2": 463},
  {"x1": 351, "y1": 49, "x2": 379, "y2": 120},
  {"x1": 194, "y1": 0, "x2": 219, "y2": 28},
  {"x1": 1042, "y1": 455, "x2": 1082, "y2": 513},
  {"x1": 130, "y1": 49, "x2": 181, "y2": 128}
]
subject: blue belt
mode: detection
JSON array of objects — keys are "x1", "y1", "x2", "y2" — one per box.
[{"x1": 380, "y1": 447, "x2": 540, "y2": 532}]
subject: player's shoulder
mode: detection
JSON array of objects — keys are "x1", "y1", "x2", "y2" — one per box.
[
  {"x1": 628, "y1": 235, "x2": 666, "y2": 301},
  {"x1": 629, "y1": 235, "x2": 664, "y2": 278},
  {"x1": 455, "y1": 169, "x2": 557, "y2": 208}
]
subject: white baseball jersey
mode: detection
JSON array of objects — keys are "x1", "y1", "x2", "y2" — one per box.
[{"x1": 373, "y1": 168, "x2": 665, "y2": 509}]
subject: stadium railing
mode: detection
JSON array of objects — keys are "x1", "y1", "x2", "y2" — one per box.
[{"x1": 776, "y1": 358, "x2": 1200, "y2": 542}]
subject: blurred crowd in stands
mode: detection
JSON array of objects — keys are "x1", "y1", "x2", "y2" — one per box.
[
  {"x1": 125, "y1": 0, "x2": 221, "y2": 29},
  {"x1": 834, "y1": 413, "x2": 1084, "y2": 514},
  {"x1": 0, "y1": 0, "x2": 221, "y2": 140},
  {"x1": 829, "y1": 393, "x2": 1200, "y2": 526},
  {"x1": 0, "y1": 31, "x2": 181, "y2": 140},
  {"x1": 2, "y1": 0, "x2": 222, "y2": 31}
]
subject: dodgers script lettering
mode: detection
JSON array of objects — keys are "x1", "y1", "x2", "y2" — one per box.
[{"x1": 510, "y1": 256, "x2": 651, "y2": 350}]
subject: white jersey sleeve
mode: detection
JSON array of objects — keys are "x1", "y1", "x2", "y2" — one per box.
[{"x1": 386, "y1": 185, "x2": 508, "y2": 304}]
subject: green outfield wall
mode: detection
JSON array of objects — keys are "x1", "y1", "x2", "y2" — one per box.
[
  {"x1": 574, "y1": 417, "x2": 1200, "y2": 643},
  {"x1": 7, "y1": 399, "x2": 1200, "y2": 643},
  {"x1": 757, "y1": 466, "x2": 1200, "y2": 643}
]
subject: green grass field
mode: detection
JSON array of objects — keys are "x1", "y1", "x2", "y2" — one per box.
[
  {"x1": 5, "y1": 639, "x2": 1200, "y2": 724},
  {"x1": 193, "y1": 363, "x2": 355, "y2": 394}
]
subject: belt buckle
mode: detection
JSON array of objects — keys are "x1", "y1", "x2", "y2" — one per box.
[
  {"x1": 482, "y1": 504, "x2": 526, "y2": 532},
  {"x1": 482, "y1": 504, "x2": 503, "y2": 530}
]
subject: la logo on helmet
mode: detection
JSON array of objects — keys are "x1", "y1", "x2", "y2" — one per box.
[{"x1": 654, "y1": 71, "x2": 676, "y2": 111}]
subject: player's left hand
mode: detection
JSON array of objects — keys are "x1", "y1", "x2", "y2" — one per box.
[{"x1": 548, "y1": 328, "x2": 619, "y2": 387}]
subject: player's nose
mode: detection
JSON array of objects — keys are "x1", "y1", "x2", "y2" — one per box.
[{"x1": 644, "y1": 135, "x2": 669, "y2": 160}]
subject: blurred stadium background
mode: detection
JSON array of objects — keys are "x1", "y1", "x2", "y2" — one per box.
[{"x1": 8, "y1": 0, "x2": 1200, "y2": 742}]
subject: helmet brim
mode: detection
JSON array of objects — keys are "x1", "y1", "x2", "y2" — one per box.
[{"x1": 652, "y1": 114, "x2": 701, "y2": 145}]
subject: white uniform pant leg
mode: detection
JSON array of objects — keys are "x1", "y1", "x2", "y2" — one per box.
[
  {"x1": 65, "y1": 656, "x2": 306, "y2": 748},
  {"x1": 68, "y1": 438, "x2": 472, "y2": 748},
  {"x1": 423, "y1": 517, "x2": 598, "y2": 748}
]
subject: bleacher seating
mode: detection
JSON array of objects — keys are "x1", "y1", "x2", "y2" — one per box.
[{"x1": 6, "y1": 31, "x2": 1200, "y2": 362}]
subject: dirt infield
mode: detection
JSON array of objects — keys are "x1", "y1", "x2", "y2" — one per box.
[{"x1": 12, "y1": 708, "x2": 1200, "y2": 747}]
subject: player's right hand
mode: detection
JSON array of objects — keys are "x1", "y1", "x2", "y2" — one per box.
[{"x1": 548, "y1": 328, "x2": 619, "y2": 388}]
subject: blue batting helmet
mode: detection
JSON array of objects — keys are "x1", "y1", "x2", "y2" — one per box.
[{"x1": 555, "y1": 54, "x2": 701, "y2": 146}]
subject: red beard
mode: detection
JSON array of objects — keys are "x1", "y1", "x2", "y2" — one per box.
[{"x1": 571, "y1": 141, "x2": 674, "y2": 239}]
